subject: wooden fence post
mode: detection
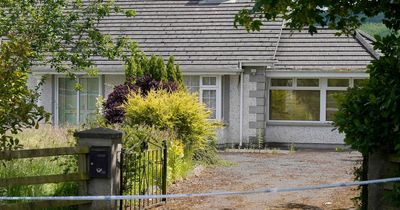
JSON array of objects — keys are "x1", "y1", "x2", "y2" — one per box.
[{"x1": 75, "y1": 127, "x2": 123, "y2": 210}]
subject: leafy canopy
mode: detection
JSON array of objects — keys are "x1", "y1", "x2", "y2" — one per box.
[
  {"x1": 234, "y1": 0, "x2": 399, "y2": 34},
  {"x1": 0, "y1": 0, "x2": 135, "y2": 150}
]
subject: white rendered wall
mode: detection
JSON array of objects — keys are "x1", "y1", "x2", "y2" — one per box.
[
  {"x1": 216, "y1": 71, "x2": 260, "y2": 146},
  {"x1": 265, "y1": 125, "x2": 345, "y2": 144},
  {"x1": 27, "y1": 75, "x2": 53, "y2": 122},
  {"x1": 41, "y1": 76, "x2": 53, "y2": 115},
  {"x1": 27, "y1": 75, "x2": 53, "y2": 113},
  {"x1": 217, "y1": 75, "x2": 241, "y2": 144}
]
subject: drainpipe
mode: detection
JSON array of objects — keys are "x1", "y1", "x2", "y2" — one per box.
[{"x1": 239, "y1": 62, "x2": 244, "y2": 148}]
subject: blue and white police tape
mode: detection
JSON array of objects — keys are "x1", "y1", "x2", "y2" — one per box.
[{"x1": 1, "y1": 177, "x2": 400, "y2": 201}]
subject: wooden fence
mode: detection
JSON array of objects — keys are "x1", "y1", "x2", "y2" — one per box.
[{"x1": 0, "y1": 146, "x2": 91, "y2": 210}]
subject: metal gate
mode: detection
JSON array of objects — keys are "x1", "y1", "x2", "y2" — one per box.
[{"x1": 119, "y1": 141, "x2": 167, "y2": 210}]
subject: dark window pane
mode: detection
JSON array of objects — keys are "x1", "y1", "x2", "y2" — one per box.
[
  {"x1": 269, "y1": 90, "x2": 320, "y2": 121},
  {"x1": 183, "y1": 75, "x2": 200, "y2": 93},
  {"x1": 326, "y1": 90, "x2": 345, "y2": 121},
  {"x1": 202, "y1": 77, "x2": 216, "y2": 86},
  {"x1": 328, "y1": 79, "x2": 349, "y2": 87},
  {"x1": 271, "y1": 78, "x2": 293, "y2": 87},
  {"x1": 58, "y1": 78, "x2": 77, "y2": 125},
  {"x1": 297, "y1": 79, "x2": 319, "y2": 87},
  {"x1": 202, "y1": 90, "x2": 217, "y2": 119}
]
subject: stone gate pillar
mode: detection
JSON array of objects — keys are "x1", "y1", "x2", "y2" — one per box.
[{"x1": 75, "y1": 127, "x2": 123, "y2": 210}]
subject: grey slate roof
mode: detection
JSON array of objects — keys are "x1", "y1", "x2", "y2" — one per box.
[
  {"x1": 34, "y1": 0, "x2": 376, "y2": 73},
  {"x1": 273, "y1": 29, "x2": 376, "y2": 70},
  {"x1": 90, "y1": 0, "x2": 283, "y2": 73}
]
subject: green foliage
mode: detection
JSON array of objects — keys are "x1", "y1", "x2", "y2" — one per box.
[
  {"x1": 124, "y1": 90, "x2": 221, "y2": 155},
  {"x1": 0, "y1": 0, "x2": 135, "y2": 76},
  {"x1": 125, "y1": 9, "x2": 137, "y2": 17},
  {"x1": 257, "y1": 129, "x2": 264, "y2": 149},
  {"x1": 0, "y1": 0, "x2": 136, "y2": 150},
  {"x1": 0, "y1": 40, "x2": 50, "y2": 150},
  {"x1": 0, "y1": 127, "x2": 78, "y2": 207},
  {"x1": 192, "y1": 137, "x2": 220, "y2": 165},
  {"x1": 360, "y1": 23, "x2": 391, "y2": 37},
  {"x1": 385, "y1": 183, "x2": 400, "y2": 207},
  {"x1": 120, "y1": 89, "x2": 221, "y2": 186},
  {"x1": 334, "y1": 33, "x2": 400, "y2": 155},
  {"x1": 124, "y1": 46, "x2": 148, "y2": 78},
  {"x1": 166, "y1": 56, "x2": 178, "y2": 82},
  {"x1": 235, "y1": 0, "x2": 399, "y2": 35},
  {"x1": 333, "y1": 33, "x2": 400, "y2": 208},
  {"x1": 289, "y1": 143, "x2": 296, "y2": 153},
  {"x1": 122, "y1": 125, "x2": 192, "y2": 184},
  {"x1": 123, "y1": 45, "x2": 183, "y2": 84},
  {"x1": 148, "y1": 54, "x2": 159, "y2": 80}
]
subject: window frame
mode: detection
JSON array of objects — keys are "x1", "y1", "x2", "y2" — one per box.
[
  {"x1": 183, "y1": 75, "x2": 222, "y2": 121},
  {"x1": 269, "y1": 77, "x2": 321, "y2": 123},
  {"x1": 267, "y1": 77, "x2": 367, "y2": 124},
  {"x1": 55, "y1": 75, "x2": 103, "y2": 126}
]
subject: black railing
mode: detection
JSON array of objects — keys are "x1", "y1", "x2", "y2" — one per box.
[{"x1": 119, "y1": 140, "x2": 167, "y2": 210}]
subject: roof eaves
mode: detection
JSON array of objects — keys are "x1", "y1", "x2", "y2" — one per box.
[
  {"x1": 354, "y1": 30, "x2": 380, "y2": 59},
  {"x1": 357, "y1": 29, "x2": 376, "y2": 42},
  {"x1": 271, "y1": 66, "x2": 367, "y2": 72}
]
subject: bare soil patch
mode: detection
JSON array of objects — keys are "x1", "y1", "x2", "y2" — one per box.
[{"x1": 156, "y1": 151, "x2": 361, "y2": 210}]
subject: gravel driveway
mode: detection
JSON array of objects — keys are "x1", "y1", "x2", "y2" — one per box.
[{"x1": 157, "y1": 151, "x2": 362, "y2": 210}]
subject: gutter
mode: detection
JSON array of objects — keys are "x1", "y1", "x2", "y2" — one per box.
[{"x1": 238, "y1": 61, "x2": 243, "y2": 147}]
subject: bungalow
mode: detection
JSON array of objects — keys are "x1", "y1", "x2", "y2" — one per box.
[{"x1": 29, "y1": 0, "x2": 377, "y2": 148}]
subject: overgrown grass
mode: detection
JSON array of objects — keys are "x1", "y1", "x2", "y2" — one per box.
[
  {"x1": 0, "y1": 125, "x2": 79, "y2": 209},
  {"x1": 14, "y1": 125, "x2": 75, "y2": 149}
]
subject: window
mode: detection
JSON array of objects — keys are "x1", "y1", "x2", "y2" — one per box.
[
  {"x1": 325, "y1": 79, "x2": 349, "y2": 121},
  {"x1": 328, "y1": 79, "x2": 349, "y2": 87},
  {"x1": 270, "y1": 78, "x2": 320, "y2": 121},
  {"x1": 183, "y1": 76, "x2": 200, "y2": 92},
  {"x1": 58, "y1": 77, "x2": 101, "y2": 125},
  {"x1": 270, "y1": 90, "x2": 320, "y2": 121},
  {"x1": 297, "y1": 79, "x2": 319, "y2": 87},
  {"x1": 326, "y1": 90, "x2": 344, "y2": 121},
  {"x1": 183, "y1": 75, "x2": 221, "y2": 120},
  {"x1": 271, "y1": 78, "x2": 292, "y2": 87},
  {"x1": 269, "y1": 77, "x2": 366, "y2": 122}
]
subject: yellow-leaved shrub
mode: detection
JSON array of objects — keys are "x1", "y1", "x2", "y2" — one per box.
[
  {"x1": 122, "y1": 125, "x2": 191, "y2": 183},
  {"x1": 123, "y1": 89, "x2": 220, "y2": 154}
]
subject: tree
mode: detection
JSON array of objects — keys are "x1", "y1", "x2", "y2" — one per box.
[
  {"x1": 104, "y1": 49, "x2": 183, "y2": 124},
  {"x1": 234, "y1": 0, "x2": 399, "y2": 35},
  {"x1": 0, "y1": 0, "x2": 136, "y2": 150},
  {"x1": 235, "y1": 1, "x2": 399, "y2": 208}
]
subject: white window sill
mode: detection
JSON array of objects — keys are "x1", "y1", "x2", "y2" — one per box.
[{"x1": 267, "y1": 121, "x2": 334, "y2": 127}]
